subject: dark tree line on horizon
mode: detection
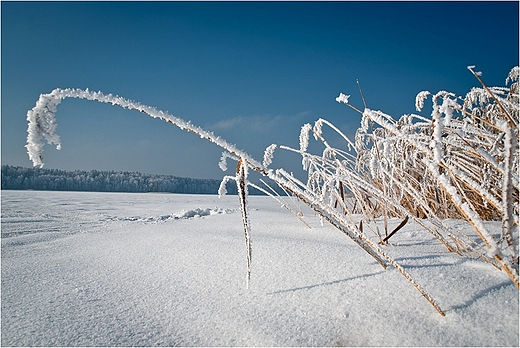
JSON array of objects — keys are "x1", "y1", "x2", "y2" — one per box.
[{"x1": 0, "y1": 165, "x2": 273, "y2": 195}]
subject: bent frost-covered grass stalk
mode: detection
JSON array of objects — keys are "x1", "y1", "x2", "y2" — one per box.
[{"x1": 26, "y1": 66, "x2": 519, "y2": 316}]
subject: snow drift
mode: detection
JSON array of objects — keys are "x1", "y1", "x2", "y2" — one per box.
[{"x1": 1, "y1": 191, "x2": 518, "y2": 346}]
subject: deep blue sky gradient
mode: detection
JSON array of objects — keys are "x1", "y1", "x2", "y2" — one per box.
[{"x1": 2, "y1": 1, "x2": 519, "y2": 179}]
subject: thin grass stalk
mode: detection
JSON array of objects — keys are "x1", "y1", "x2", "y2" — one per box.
[
  {"x1": 251, "y1": 180, "x2": 312, "y2": 229},
  {"x1": 236, "y1": 158, "x2": 252, "y2": 287},
  {"x1": 273, "y1": 173, "x2": 446, "y2": 316},
  {"x1": 272, "y1": 169, "x2": 390, "y2": 269},
  {"x1": 501, "y1": 123, "x2": 518, "y2": 272}
]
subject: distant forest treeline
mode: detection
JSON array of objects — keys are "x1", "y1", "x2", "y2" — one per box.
[{"x1": 1, "y1": 165, "x2": 270, "y2": 195}]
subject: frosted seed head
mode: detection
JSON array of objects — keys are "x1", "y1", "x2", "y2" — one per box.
[
  {"x1": 313, "y1": 119, "x2": 324, "y2": 141},
  {"x1": 299, "y1": 123, "x2": 312, "y2": 152},
  {"x1": 262, "y1": 144, "x2": 277, "y2": 167},
  {"x1": 415, "y1": 91, "x2": 430, "y2": 112},
  {"x1": 335, "y1": 93, "x2": 350, "y2": 105},
  {"x1": 219, "y1": 152, "x2": 229, "y2": 172},
  {"x1": 506, "y1": 66, "x2": 519, "y2": 85}
]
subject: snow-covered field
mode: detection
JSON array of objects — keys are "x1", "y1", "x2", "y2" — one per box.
[{"x1": 1, "y1": 190, "x2": 518, "y2": 346}]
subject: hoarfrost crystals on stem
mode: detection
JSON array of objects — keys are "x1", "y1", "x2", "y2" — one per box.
[
  {"x1": 313, "y1": 119, "x2": 324, "y2": 141},
  {"x1": 262, "y1": 144, "x2": 277, "y2": 167},
  {"x1": 26, "y1": 92, "x2": 64, "y2": 167},
  {"x1": 25, "y1": 88, "x2": 263, "y2": 171},
  {"x1": 219, "y1": 152, "x2": 238, "y2": 172},
  {"x1": 218, "y1": 175, "x2": 234, "y2": 197},
  {"x1": 299, "y1": 123, "x2": 312, "y2": 153},
  {"x1": 415, "y1": 91, "x2": 430, "y2": 112},
  {"x1": 335, "y1": 93, "x2": 350, "y2": 105},
  {"x1": 506, "y1": 66, "x2": 519, "y2": 85},
  {"x1": 235, "y1": 158, "x2": 252, "y2": 288},
  {"x1": 467, "y1": 65, "x2": 482, "y2": 76},
  {"x1": 219, "y1": 153, "x2": 228, "y2": 172}
]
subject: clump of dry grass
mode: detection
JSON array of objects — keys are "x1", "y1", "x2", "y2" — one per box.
[
  {"x1": 26, "y1": 66, "x2": 518, "y2": 316},
  {"x1": 324, "y1": 66, "x2": 519, "y2": 286}
]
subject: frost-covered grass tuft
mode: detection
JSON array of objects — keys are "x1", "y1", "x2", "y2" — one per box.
[
  {"x1": 25, "y1": 66, "x2": 519, "y2": 316},
  {"x1": 328, "y1": 66, "x2": 518, "y2": 287}
]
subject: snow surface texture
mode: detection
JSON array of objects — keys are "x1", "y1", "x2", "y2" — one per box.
[{"x1": 2, "y1": 190, "x2": 518, "y2": 347}]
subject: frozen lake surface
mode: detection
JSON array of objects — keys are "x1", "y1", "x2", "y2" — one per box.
[{"x1": 1, "y1": 190, "x2": 518, "y2": 346}]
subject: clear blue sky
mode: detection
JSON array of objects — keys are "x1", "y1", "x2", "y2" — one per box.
[{"x1": 2, "y1": 1, "x2": 518, "y2": 180}]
